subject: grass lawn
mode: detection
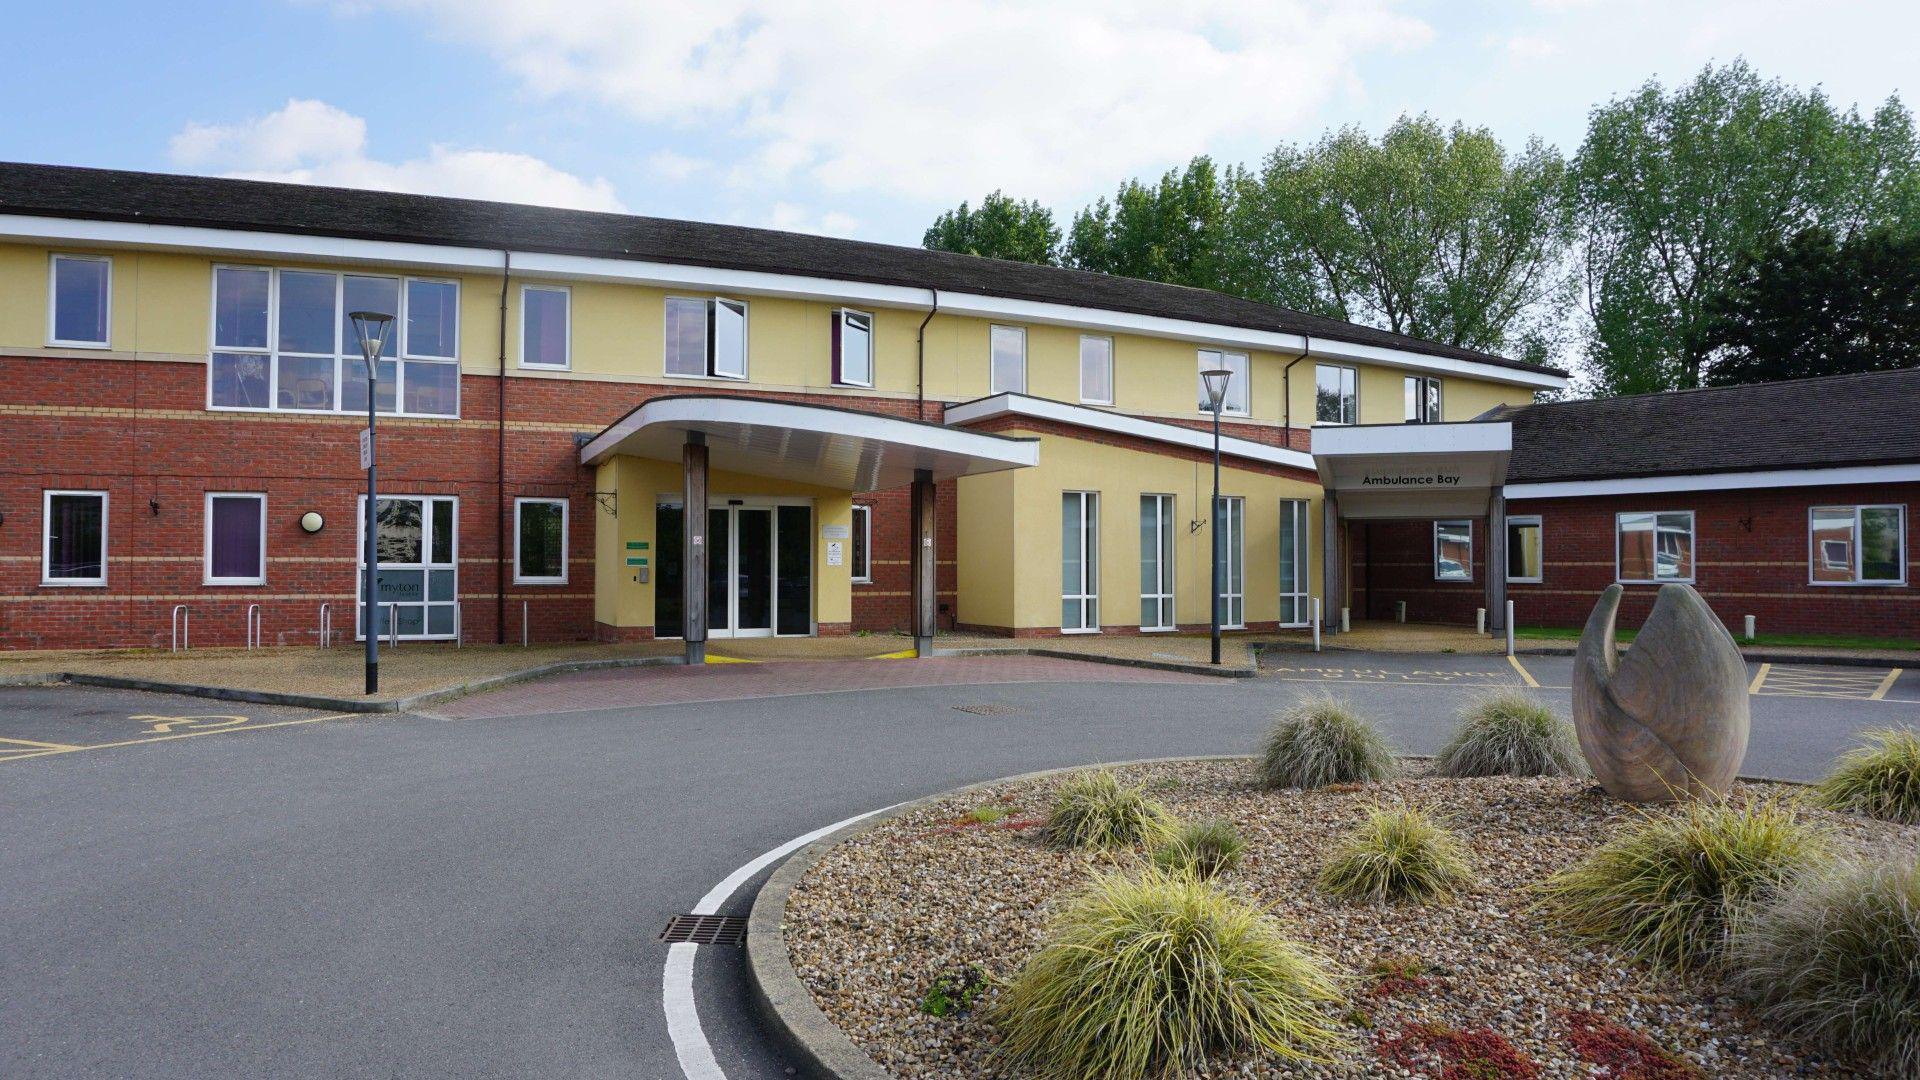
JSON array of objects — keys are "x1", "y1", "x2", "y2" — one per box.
[{"x1": 1514, "y1": 625, "x2": 1919, "y2": 651}]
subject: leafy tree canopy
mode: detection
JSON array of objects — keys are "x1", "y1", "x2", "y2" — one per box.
[{"x1": 921, "y1": 190, "x2": 1062, "y2": 265}]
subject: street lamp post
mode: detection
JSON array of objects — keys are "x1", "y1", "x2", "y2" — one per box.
[
  {"x1": 349, "y1": 311, "x2": 395, "y2": 695},
  {"x1": 1200, "y1": 368, "x2": 1233, "y2": 666}
]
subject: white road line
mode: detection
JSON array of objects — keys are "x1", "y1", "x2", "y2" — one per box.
[{"x1": 663, "y1": 800, "x2": 908, "y2": 1080}]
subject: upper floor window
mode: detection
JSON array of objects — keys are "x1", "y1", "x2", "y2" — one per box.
[
  {"x1": 1434, "y1": 519, "x2": 1473, "y2": 581},
  {"x1": 50, "y1": 254, "x2": 110, "y2": 348},
  {"x1": 1197, "y1": 350, "x2": 1249, "y2": 415},
  {"x1": 209, "y1": 267, "x2": 460, "y2": 417},
  {"x1": 1404, "y1": 375, "x2": 1442, "y2": 423},
  {"x1": 833, "y1": 309, "x2": 874, "y2": 387},
  {"x1": 665, "y1": 296, "x2": 748, "y2": 380},
  {"x1": 990, "y1": 325, "x2": 1026, "y2": 394},
  {"x1": 1316, "y1": 363, "x2": 1357, "y2": 425},
  {"x1": 1810, "y1": 505, "x2": 1906, "y2": 586},
  {"x1": 1617, "y1": 511, "x2": 1694, "y2": 583},
  {"x1": 1079, "y1": 335, "x2": 1114, "y2": 406},
  {"x1": 520, "y1": 285, "x2": 570, "y2": 369}
]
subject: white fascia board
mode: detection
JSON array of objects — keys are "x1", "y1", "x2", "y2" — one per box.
[
  {"x1": 944, "y1": 393, "x2": 1316, "y2": 472},
  {"x1": 1312, "y1": 422, "x2": 1513, "y2": 458},
  {"x1": 1506, "y1": 462, "x2": 1920, "y2": 500},
  {"x1": 2, "y1": 211, "x2": 1562, "y2": 390},
  {"x1": 579, "y1": 395, "x2": 1041, "y2": 468}
]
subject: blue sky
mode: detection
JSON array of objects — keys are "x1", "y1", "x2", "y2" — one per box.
[{"x1": 4, "y1": 1, "x2": 1916, "y2": 246}]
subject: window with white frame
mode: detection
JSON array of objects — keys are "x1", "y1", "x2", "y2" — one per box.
[
  {"x1": 1197, "y1": 350, "x2": 1249, "y2": 415},
  {"x1": 514, "y1": 498, "x2": 568, "y2": 584},
  {"x1": 204, "y1": 493, "x2": 266, "y2": 585},
  {"x1": 1062, "y1": 491, "x2": 1099, "y2": 632},
  {"x1": 1139, "y1": 494, "x2": 1175, "y2": 630},
  {"x1": 1810, "y1": 505, "x2": 1906, "y2": 585},
  {"x1": 209, "y1": 267, "x2": 460, "y2": 416},
  {"x1": 520, "y1": 285, "x2": 570, "y2": 369},
  {"x1": 1434, "y1": 520, "x2": 1473, "y2": 581},
  {"x1": 42, "y1": 490, "x2": 107, "y2": 586},
  {"x1": 1316, "y1": 364, "x2": 1357, "y2": 425},
  {"x1": 1507, "y1": 515, "x2": 1543, "y2": 583},
  {"x1": 357, "y1": 495, "x2": 459, "y2": 639},
  {"x1": 833, "y1": 309, "x2": 874, "y2": 387},
  {"x1": 665, "y1": 296, "x2": 749, "y2": 379},
  {"x1": 849, "y1": 504, "x2": 872, "y2": 583},
  {"x1": 1404, "y1": 375, "x2": 1442, "y2": 423},
  {"x1": 50, "y1": 254, "x2": 110, "y2": 347},
  {"x1": 1616, "y1": 511, "x2": 1694, "y2": 583},
  {"x1": 1215, "y1": 495, "x2": 1245, "y2": 628},
  {"x1": 1280, "y1": 499, "x2": 1310, "y2": 626},
  {"x1": 990, "y1": 325, "x2": 1026, "y2": 394},
  {"x1": 1080, "y1": 335, "x2": 1114, "y2": 405}
]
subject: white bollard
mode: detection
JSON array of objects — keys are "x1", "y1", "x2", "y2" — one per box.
[
  {"x1": 1505, "y1": 600, "x2": 1515, "y2": 657},
  {"x1": 1339, "y1": 606, "x2": 1350, "y2": 633},
  {"x1": 522, "y1": 600, "x2": 530, "y2": 647},
  {"x1": 1395, "y1": 600, "x2": 1406, "y2": 624},
  {"x1": 1312, "y1": 597, "x2": 1322, "y2": 653},
  {"x1": 1743, "y1": 615, "x2": 1756, "y2": 641},
  {"x1": 1476, "y1": 607, "x2": 1486, "y2": 635}
]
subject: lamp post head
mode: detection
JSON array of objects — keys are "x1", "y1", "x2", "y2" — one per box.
[
  {"x1": 1201, "y1": 368, "x2": 1233, "y2": 412},
  {"x1": 348, "y1": 311, "x2": 395, "y2": 372}
]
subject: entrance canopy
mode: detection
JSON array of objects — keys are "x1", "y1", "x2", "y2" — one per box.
[
  {"x1": 1313, "y1": 421, "x2": 1512, "y2": 519},
  {"x1": 579, "y1": 395, "x2": 1039, "y2": 491}
]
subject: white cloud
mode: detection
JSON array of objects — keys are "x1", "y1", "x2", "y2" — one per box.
[
  {"x1": 645, "y1": 149, "x2": 711, "y2": 182},
  {"x1": 367, "y1": 1, "x2": 1432, "y2": 205},
  {"x1": 1503, "y1": 34, "x2": 1560, "y2": 61},
  {"x1": 168, "y1": 98, "x2": 626, "y2": 212},
  {"x1": 759, "y1": 202, "x2": 861, "y2": 237}
]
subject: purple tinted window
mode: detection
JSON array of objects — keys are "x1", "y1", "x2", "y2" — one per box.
[{"x1": 209, "y1": 496, "x2": 263, "y2": 581}]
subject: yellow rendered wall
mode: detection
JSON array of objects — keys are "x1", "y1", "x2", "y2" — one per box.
[{"x1": 955, "y1": 469, "x2": 1019, "y2": 629}]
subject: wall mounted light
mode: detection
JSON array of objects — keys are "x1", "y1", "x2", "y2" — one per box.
[
  {"x1": 300, "y1": 511, "x2": 325, "y2": 534},
  {"x1": 149, "y1": 498, "x2": 161, "y2": 516}
]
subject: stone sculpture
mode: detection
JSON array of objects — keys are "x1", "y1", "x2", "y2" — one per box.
[{"x1": 1572, "y1": 583, "x2": 1750, "y2": 801}]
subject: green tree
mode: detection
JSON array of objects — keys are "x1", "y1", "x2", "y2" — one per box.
[
  {"x1": 921, "y1": 191, "x2": 1061, "y2": 264},
  {"x1": 1569, "y1": 61, "x2": 1920, "y2": 394},
  {"x1": 1702, "y1": 226, "x2": 1920, "y2": 385},
  {"x1": 1065, "y1": 157, "x2": 1240, "y2": 292}
]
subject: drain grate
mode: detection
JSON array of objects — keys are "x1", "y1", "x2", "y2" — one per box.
[
  {"x1": 952, "y1": 702, "x2": 1025, "y2": 716},
  {"x1": 660, "y1": 914, "x2": 748, "y2": 946}
]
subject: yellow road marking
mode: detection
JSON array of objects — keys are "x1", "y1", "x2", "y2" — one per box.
[
  {"x1": 1507, "y1": 655, "x2": 1540, "y2": 688},
  {"x1": 1871, "y1": 668, "x2": 1904, "y2": 701},
  {"x1": 0, "y1": 713, "x2": 354, "y2": 763},
  {"x1": 867, "y1": 649, "x2": 917, "y2": 660},
  {"x1": 0, "y1": 735, "x2": 82, "y2": 751},
  {"x1": 1747, "y1": 663, "x2": 1771, "y2": 695},
  {"x1": 129, "y1": 714, "x2": 250, "y2": 734},
  {"x1": 703, "y1": 654, "x2": 757, "y2": 664}
]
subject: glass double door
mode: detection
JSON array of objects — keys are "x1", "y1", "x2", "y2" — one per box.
[{"x1": 656, "y1": 500, "x2": 812, "y2": 638}]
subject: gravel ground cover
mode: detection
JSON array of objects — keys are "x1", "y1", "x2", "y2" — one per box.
[{"x1": 785, "y1": 759, "x2": 1917, "y2": 1079}]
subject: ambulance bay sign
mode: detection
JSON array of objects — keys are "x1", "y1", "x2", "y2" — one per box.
[{"x1": 1359, "y1": 472, "x2": 1462, "y2": 488}]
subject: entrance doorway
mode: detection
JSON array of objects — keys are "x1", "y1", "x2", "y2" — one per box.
[{"x1": 655, "y1": 498, "x2": 813, "y2": 638}]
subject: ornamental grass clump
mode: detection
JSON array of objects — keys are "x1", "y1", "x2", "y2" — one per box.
[
  {"x1": 1812, "y1": 727, "x2": 1920, "y2": 825},
  {"x1": 991, "y1": 867, "x2": 1346, "y2": 1080},
  {"x1": 1318, "y1": 806, "x2": 1474, "y2": 904},
  {"x1": 1535, "y1": 798, "x2": 1825, "y2": 973},
  {"x1": 1259, "y1": 694, "x2": 1395, "y2": 790},
  {"x1": 1728, "y1": 858, "x2": 1920, "y2": 1076},
  {"x1": 1043, "y1": 770, "x2": 1175, "y2": 850},
  {"x1": 1151, "y1": 818, "x2": 1245, "y2": 879},
  {"x1": 1435, "y1": 689, "x2": 1585, "y2": 778}
]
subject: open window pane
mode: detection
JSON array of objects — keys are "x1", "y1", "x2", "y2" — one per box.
[
  {"x1": 208, "y1": 495, "x2": 264, "y2": 582},
  {"x1": 44, "y1": 492, "x2": 106, "y2": 583},
  {"x1": 522, "y1": 287, "x2": 569, "y2": 367},
  {"x1": 665, "y1": 297, "x2": 707, "y2": 376},
  {"x1": 405, "y1": 279, "x2": 458, "y2": 358},
  {"x1": 516, "y1": 500, "x2": 566, "y2": 582},
  {"x1": 835, "y1": 310, "x2": 873, "y2": 386},
  {"x1": 711, "y1": 299, "x2": 747, "y2": 378},
  {"x1": 52, "y1": 256, "x2": 109, "y2": 345},
  {"x1": 991, "y1": 326, "x2": 1025, "y2": 394}
]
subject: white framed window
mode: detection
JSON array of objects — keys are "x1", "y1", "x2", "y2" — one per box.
[
  {"x1": 990, "y1": 325, "x2": 1026, "y2": 395},
  {"x1": 1197, "y1": 349, "x2": 1250, "y2": 416},
  {"x1": 356, "y1": 495, "x2": 459, "y2": 640},
  {"x1": 1062, "y1": 491, "x2": 1100, "y2": 632},
  {"x1": 1079, "y1": 335, "x2": 1114, "y2": 406},
  {"x1": 1215, "y1": 495, "x2": 1245, "y2": 628},
  {"x1": 850, "y1": 504, "x2": 872, "y2": 583},
  {"x1": 204, "y1": 493, "x2": 267, "y2": 586},
  {"x1": 1315, "y1": 364, "x2": 1357, "y2": 425},
  {"x1": 1280, "y1": 499, "x2": 1310, "y2": 626},
  {"x1": 833, "y1": 309, "x2": 874, "y2": 387},
  {"x1": 665, "y1": 296, "x2": 749, "y2": 379},
  {"x1": 1506, "y1": 515, "x2": 1544, "y2": 584},
  {"x1": 1140, "y1": 494, "x2": 1175, "y2": 631},
  {"x1": 1809, "y1": 505, "x2": 1906, "y2": 586},
  {"x1": 520, "y1": 284, "x2": 571, "y2": 369},
  {"x1": 1616, "y1": 511, "x2": 1695, "y2": 584},
  {"x1": 1434, "y1": 519, "x2": 1473, "y2": 581},
  {"x1": 208, "y1": 266, "x2": 460, "y2": 417},
  {"x1": 49, "y1": 254, "x2": 111, "y2": 347},
  {"x1": 42, "y1": 490, "x2": 107, "y2": 586},
  {"x1": 1404, "y1": 375, "x2": 1442, "y2": 423},
  {"x1": 514, "y1": 497, "x2": 569, "y2": 585}
]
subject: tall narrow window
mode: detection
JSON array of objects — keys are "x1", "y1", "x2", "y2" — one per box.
[
  {"x1": 665, "y1": 297, "x2": 748, "y2": 378},
  {"x1": 402, "y1": 279, "x2": 460, "y2": 416},
  {"x1": 833, "y1": 309, "x2": 874, "y2": 387},
  {"x1": 514, "y1": 498, "x2": 568, "y2": 584},
  {"x1": 991, "y1": 325, "x2": 1026, "y2": 395},
  {"x1": 1434, "y1": 520, "x2": 1473, "y2": 581},
  {"x1": 849, "y1": 504, "x2": 872, "y2": 583},
  {"x1": 1616, "y1": 511, "x2": 1694, "y2": 583},
  {"x1": 1316, "y1": 364, "x2": 1357, "y2": 424},
  {"x1": 521, "y1": 285, "x2": 570, "y2": 369},
  {"x1": 1139, "y1": 494, "x2": 1175, "y2": 630},
  {"x1": 711, "y1": 297, "x2": 748, "y2": 379},
  {"x1": 1403, "y1": 376, "x2": 1442, "y2": 422},
  {"x1": 1280, "y1": 499, "x2": 1310, "y2": 626},
  {"x1": 1507, "y1": 516, "x2": 1543, "y2": 583},
  {"x1": 42, "y1": 490, "x2": 107, "y2": 586},
  {"x1": 50, "y1": 254, "x2": 110, "y2": 347},
  {"x1": 1080, "y1": 336, "x2": 1114, "y2": 405},
  {"x1": 1197, "y1": 350, "x2": 1249, "y2": 415},
  {"x1": 204, "y1": 493, "x2": 266, "y2": 586},
  {"x1": 1062, "y1": 491, "x2": 1099, "y2": 632},
  {"x1": 1215, "y1": 496, "x2": 1244, "y2": 628},
  {"x1": 1810, "y1": 505, "x2": 1906, "y2": 585}
]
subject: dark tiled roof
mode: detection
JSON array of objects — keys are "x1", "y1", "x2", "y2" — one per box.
[
  {"x1": 1497, "y1": 368, "x2": 1920, "y2": 483},
  {"x1": 0, "y1": 161, "x2": 1563, "y2": 378}
]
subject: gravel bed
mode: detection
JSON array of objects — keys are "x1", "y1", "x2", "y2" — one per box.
[{"x1": 785, "y1": 759, "x2": 1918, "y2": 1079}]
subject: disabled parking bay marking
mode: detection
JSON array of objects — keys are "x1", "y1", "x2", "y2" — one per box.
[{"x1": 1264, "y1": 665, "x2": 1517, "y2": 686}]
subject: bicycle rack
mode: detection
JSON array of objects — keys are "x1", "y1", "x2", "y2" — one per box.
[
  {"x1": 522, "y1": 600, "x2": 530, "y2": 647},
  {"x1": 245, "y1": 604, "x2": 262, "y2": 650},
  {"x1": 384, "y1": 603, "x2": 400, "y2": 648},
  {"x1": 453, "y1": 602, "x2": 463, "y2": 649},
  {"x1": 171, "y1": 605, "x2": 190, "y2": 653},
  {"x1": 318, "y1": 603, "x2": 332, "y2": 648}
]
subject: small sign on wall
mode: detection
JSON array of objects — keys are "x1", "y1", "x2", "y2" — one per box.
[
  {"x1": 822, "y1": 524, "x2": 850, "y2": 539},
  {"x1": 826, "y1": 541, "x2": 843, "y2": 566}
]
